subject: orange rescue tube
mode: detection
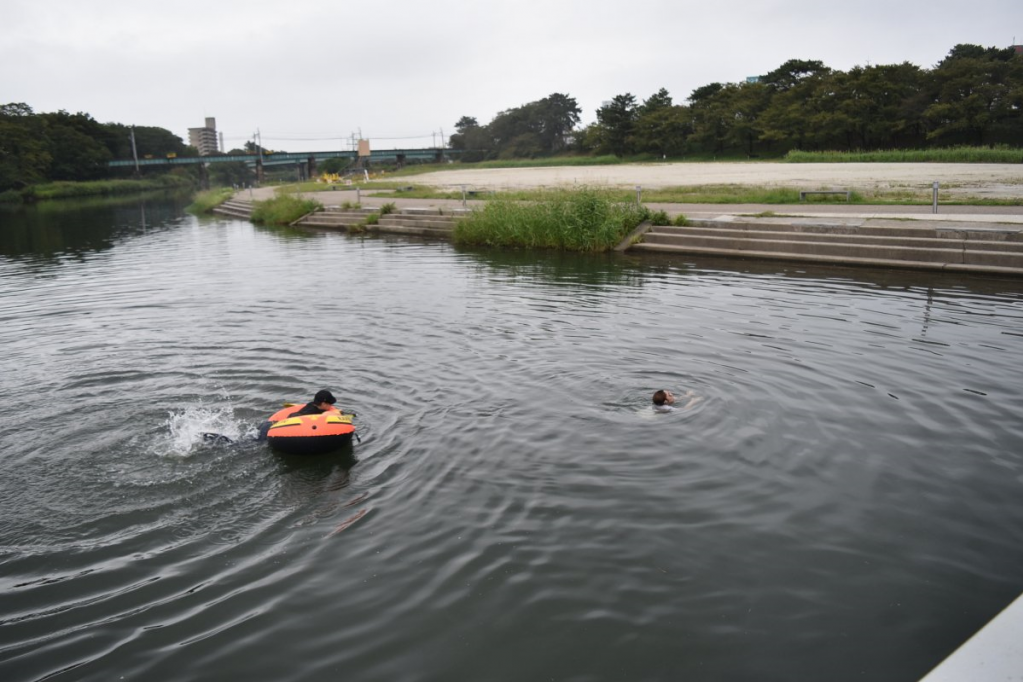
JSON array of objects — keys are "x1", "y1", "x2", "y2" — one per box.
[{"x1": 265, "y1": 404, "x2": 356, "y2": 455}]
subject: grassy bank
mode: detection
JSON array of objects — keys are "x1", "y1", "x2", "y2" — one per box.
[
  {"x1": 186, "y1": 188, "x2": 235, "y2": 214},
  {"x1": 454, "y1": 188, "x2": 649, "y2": 252},
  {"x1": 347, "y1": 182, "x2": 1019, "y2": 206},
  {"x1": 251, "y1": 192, "x2": 322, "y2": 225},
  {"x1": 2, "y1": 175, "x2": 195, "y2": 204},
  {"x1": 785, "y1": 146, "x2": 1023, "y2": 164}
]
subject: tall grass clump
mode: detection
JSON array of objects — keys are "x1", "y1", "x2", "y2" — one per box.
[
  {"x1": 784, "y1": 146, "x2": 1023, "y2": 164},
  {"x1": 454, "y1": 188, "x2": 649, "y2": 252},
  {"x1": 26, "y1": 175, "x2": 193, "y2": 202},
  {"x1": 186, "y1": 188, "x2": 234, "y2": 214},
  {"x1": 251, "y1": 192, "x2": 321, "y2": 225}
]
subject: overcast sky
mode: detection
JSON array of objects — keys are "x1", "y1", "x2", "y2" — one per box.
[{"x1": 2, "y1": 0, "x2": 1020, "y2": 154}]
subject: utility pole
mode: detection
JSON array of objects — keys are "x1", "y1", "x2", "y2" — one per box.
[
  {"x1": 129, "y1": 126, "x2": 140, "y2": 178},
  {"x1": 440, "y1": 128, "x2": 445, "y2": 149}
]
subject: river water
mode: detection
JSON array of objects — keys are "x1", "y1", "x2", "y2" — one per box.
[{"x1": 1, "y1": 196, "x2": 1022, "y2": 682}]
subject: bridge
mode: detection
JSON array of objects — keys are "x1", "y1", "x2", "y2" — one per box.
[
  {"x1": 106, "y1": 148, "x2": 464, "y2": 187},
  {"x1": 105, "y1": 145, "x2": 462, "y2": 167},
  {"x1": 106, "y1": 147, "x2": 464, "y2": 184}
]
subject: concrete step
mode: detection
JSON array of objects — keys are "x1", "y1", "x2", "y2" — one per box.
[
  {"x1": 366, "y1": 224, "x2": 455, "y2": 238},
  {"x1": 634, "y1": 235, "x2": 1023, "y2": 271},
  {"x1": 645, "y1": 226, "x2": 1023, "y2": 254},
  {"x1": 322, "y1": 206, "x2": 378, "y2": 215},
  {"x1": 377, "y1": 216, "x2": 456, "y2": 230},
  {"x1": 631, "y1": 243, "x2": 1023, "y2": 276},
  {"x1": 640, "y1": 233, "x2": 1023, "y2": 268},
  {"x1": 212, "y1": 201, "x2": 253, "y2": 218},
  {"x1": 686, "y1": 218, "x2": 1023, "y2": 242},
  {"x1": 300, "y1": 216, "x2": 367, "y2": 226}
]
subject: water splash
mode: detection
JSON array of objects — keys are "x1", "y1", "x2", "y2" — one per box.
[{"x1": 162, "y1": 405, "x2": 247, "y2": 456}]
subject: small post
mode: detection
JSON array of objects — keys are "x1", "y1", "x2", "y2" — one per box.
[
  {"x1": 129, "y1": 126, "x2": 140, "y2": 178},
  {"x1": 932, "y1": 181, "x2": 939, "y2": 214},
  {"x1": 356, "y1": 187, "x2": 361, "y2": 204},
  {"x1": 461, "y1": 184, "x2": 467, "y2": 208},
  {"x1": 635, "y1": 185, "x2": 642, "y2": 205}
]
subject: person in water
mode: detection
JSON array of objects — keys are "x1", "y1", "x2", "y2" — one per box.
[
  {"x1": 205, "y1": 390, "x2": 345, "y2": 445},
  {"x1": 652, "y1": 389, "x2": 700, "y2": 413},
  {"x1": 291, "y1": 389, "x2": 339, "y2": 416}
]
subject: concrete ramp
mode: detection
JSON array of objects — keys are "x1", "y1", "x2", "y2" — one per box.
[{"x1": 630, "y1": 216, "x2": 1023, "y2": 276}]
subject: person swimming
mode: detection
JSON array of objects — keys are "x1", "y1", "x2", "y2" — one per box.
[{"x1": 652, "y1": 389, "x2": 700, "y2": 413}]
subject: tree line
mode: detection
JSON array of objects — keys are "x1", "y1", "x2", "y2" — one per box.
[
  {"x1": 449, "y1": 43, "x2": 1023, "y2": 160},
  {"x1": 0, "y1": 103, "x2": 195, "y2": 193}
]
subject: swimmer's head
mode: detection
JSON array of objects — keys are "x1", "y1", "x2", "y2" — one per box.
[{"x1": 652, "y1": 390, "x2": 675, "y2": 406}]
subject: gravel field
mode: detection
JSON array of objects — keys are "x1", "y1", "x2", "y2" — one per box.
[{"x1": 411, "y1": 162, "x2": 1023, "y2": 199}]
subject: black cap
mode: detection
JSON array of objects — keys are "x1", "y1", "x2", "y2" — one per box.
[{"x1": 313, "y1": 389, "x2": 336, "y2": 405}]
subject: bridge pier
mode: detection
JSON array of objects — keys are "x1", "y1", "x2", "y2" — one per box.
[{"x1": 306, "y1": 156, "x2": 316, "y2": 180}]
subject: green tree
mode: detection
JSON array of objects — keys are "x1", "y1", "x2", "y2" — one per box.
[
  {"x1": 40, "y1": 110, "x2": 112, "y2": 181},
  {"x1": 640, "y1": 87, "x2": 673, "y2": 115},
  {"x1": 632, "y1": 105, "x2": 691, "y2": 157},
  {"x1": 596, "y1": 94, "x2": 638, "y2": 157},
  {"x1": 759, "y1": 60, "x2": 833, "y2": 150},
  {"x1": 102, "y1": 123, "x2": 188, "y2": 160},
  {"x1": 831, "y1": 63, "x2": 926, "y2": 149},
  {"x1": 535, "y1": 93, "x2": 581, "y2": 152},
  {"x1": 448, "y1": 116, "x2": 479, "y2": 150},
  {"x1": 0, "y1": 103, "x2": 51, "y2": 191},
  {"x1": 687, "y1": 85, "x2": 736, "y2": 154},
  {"x1": 924, "y1": 45, "x2": 1023, "y2": 146}
]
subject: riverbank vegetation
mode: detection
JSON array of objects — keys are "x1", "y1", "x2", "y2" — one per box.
[
  {"x1": 0, "y1": 103, "x2": 197, "y2": 194},
  {"x1": 186, "y1": 188, "x2": 234, "y2": 214},
  {"x1": 319, "y1": 181, "x2": 1016, "y2": 206},
  {"x1": 1, "y1": 175, "x2": 193, "y2": 204},
  {"x1": 783, "y1": 146, "x2": 1023, "y2": 164},
  {"x1": 453, "y1": 188, "x2": 650, "y2": 251},
  {"x1": 250, "y1": 192, "x2": 321, "y2": 226}
]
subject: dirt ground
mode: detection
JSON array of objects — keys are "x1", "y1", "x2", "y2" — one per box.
[{"x1": 409, "y1": 162, "x2": 1023, "y2": 200}]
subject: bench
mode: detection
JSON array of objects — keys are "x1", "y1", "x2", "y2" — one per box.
[{"x1": 800, "y1": 190, "x2": 851, "y2": 202}]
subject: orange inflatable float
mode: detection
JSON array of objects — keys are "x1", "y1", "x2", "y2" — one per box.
[{"x1": 264, "y1": 404, "x2": 357, "y2": 455}]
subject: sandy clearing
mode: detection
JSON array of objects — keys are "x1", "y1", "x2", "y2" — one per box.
[{"x1": 411, "y1": 162, "x2": 1023, "y2": 198}]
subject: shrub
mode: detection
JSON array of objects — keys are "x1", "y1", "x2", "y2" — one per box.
[
  {"x1": 187, "y1": 188, "x2": 234, "y2": 214},
  {"x1": 648, "y1": 209, "x2": 671, "y2": 225},
  {"x1": 379, "y1": 202, "x2": 397, "y2": 215},
  {"x1": 251, "y1": 193, "x2": 321, "y2": 225},
  {"x1": 672, "y1": 214, "x2": 691, "y2": 226},
  {"x1": 454, "y1": 187, "x2": 649, "y2": 252}
]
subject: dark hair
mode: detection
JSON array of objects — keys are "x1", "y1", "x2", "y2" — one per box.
[
  {"x1": 652, "y1": 390, "x2": 667, "y2": 406},
  {"x1": 313, "y1": 389, "x2": 337, "y2": 405}
]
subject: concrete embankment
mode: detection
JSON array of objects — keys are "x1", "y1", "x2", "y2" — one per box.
[
  {"x1": 212, "y1": 195, "x2": 1023, "y2": 277},
  {"x1": 212, "y1": 199, "x2": 462, "y2": 239},
  {"x1": 630, "y1": 215, "x2": 1023, "y2": 276}
]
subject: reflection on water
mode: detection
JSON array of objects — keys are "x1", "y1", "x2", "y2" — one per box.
[
  {"x1": 0, "y1": 197, "x2": 1022, "y2": 682},
  {"x1": 0, "y1": 191, "x2": 192, "y2": 262}
]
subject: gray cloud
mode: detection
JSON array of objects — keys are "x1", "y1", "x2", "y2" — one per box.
[{"x1": 2, "y1": 0, "x2": 1019, "y2": 153}]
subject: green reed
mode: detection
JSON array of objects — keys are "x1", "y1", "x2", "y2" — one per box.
[{"x1": 453, "y1": 188, "x2": 649, "y2": 252}]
